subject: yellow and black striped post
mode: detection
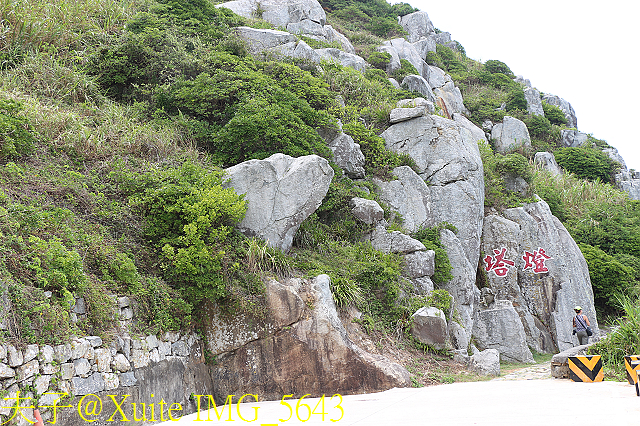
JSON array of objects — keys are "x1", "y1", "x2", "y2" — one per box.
[
  {"x1": 624, "y1": 355, "x2": 640, "y2": 385},
  {"x1": 568, "y1": 355, "x2": 603, "y2": 382},
  {"x1": 636, "y1": 371, "x2": 639, "y2": 397}
]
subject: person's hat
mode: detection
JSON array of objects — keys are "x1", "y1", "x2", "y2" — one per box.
[{"x1": 574, "y1": 306, "x2": 582, "y2": 311}]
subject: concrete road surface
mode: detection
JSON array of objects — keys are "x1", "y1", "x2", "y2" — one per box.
[{"x1": 160, "y1": 379, "x2": 639, "y2": 426}]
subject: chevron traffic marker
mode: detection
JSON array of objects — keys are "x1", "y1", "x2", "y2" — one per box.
[
  {"x1": 568, "y1": 355, "x2": 604, "y2": 383},
  {"x1": 624, "y1": 355, "x2": 640, "y2": 385}
]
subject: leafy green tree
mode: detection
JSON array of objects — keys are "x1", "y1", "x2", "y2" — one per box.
[{"x1": 542, "y1": 101, "x2": 568, "y2": 125}]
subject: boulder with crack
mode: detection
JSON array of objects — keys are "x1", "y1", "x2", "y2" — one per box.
[{"x1": 223, "y1": 153, "x2": 333, "y2": 252}]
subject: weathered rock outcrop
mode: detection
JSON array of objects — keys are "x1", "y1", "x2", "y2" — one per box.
[
  {"x1": 381, "y1": 114, "x2": 484, "y2": 267},
  {"x1": 399, "y1": 11, "x2": 436, "y2": 43},
  {"x1": 219, "y1": 0, "x2": 326, "y2": 35},
  {"x1": 211, "y1": 275, "x2": 411, "y2": 400},
  {"x1": 400, "y1": 75, "x2": 436, "y2": 103},
  {"x1": 315, "y1": 48, "x2": 367, "y2": 72},
  {"x1": 534, "y1": 152, "x2": 562, "y2": 176},
  {"x1": 524, "y1": 86, "x2": 544, "y2": 116},
  {"x1": 224, "y1": 153, "x2": 334, "y2": 252},
  {"x1": 375, "y1": 166, "x2": 432, "y2": 233},
  {"x1": 411, "y1": 306, "x2": 448, "y2": 350},
  {"x1": 380, "y1": 38, "x2": 429, "y2": 78},
  {"x1": 481, "y1": 199, "x2": 599, "y2": 352},
  {"x1": 472, "y1": 300, "x2": 534, "y2": 363},
  {"x1": 491, "y1": 116, "x2": 531, "y2": 153},
  {"x1": 326, "y1": 132, "x2": 365, "y2": 179},
  {"x1": 614, "y1": 170, "x2": 640, "y2": 200},
  {"x1": 560, "y1": 129, "x2": 588, "y2": 147},
  {"x1": 350, "y1": 197, "x2": 384, "y2": 224},
  {"x1": 542, "y1": 94, "x2": 578, "y2": 129}
]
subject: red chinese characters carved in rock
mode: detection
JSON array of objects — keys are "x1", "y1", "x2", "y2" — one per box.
[
  {"x1": 484, "y1": 247, "x2": 515, "y2": 277},
  {"x1": 522, "y1": 247, "x2": 552, "y2": 273}
]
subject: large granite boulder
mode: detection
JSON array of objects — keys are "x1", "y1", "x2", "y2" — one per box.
[
  {"x1": 203, "y1": 279, "x2": 305, "y2": 355},
  {"x1": 542, "y1": 94, "x2": 577, "y2": 129},
  {"x1": 469, "y1": 349, "x2": 500, "y2": 376},
  {"x1": 401, "y1": 75, "x2": 436, "y2": 103},
  {"x1": 374, "y1": 166, "x2": 432, "y2": 233},
  {"x1": 491, "y1": 116, "x2": 531, "y2": 153},
  {"x1": 439, "y1": 229, "x2": 478, "y2": 350},
  {"x1": 315, "y1": 48, "x2": 366, "y2": 72},
  {"x1": 560, "y1": 129, "x2": 588, "y2": 147},
  {"x1": 211, "y1": 275, "x2": 411, "y2": 399},
  {"x1": 472, "y1": 300, "x2": 535, "y2": 363},
  {"x1": 411, "y1": 307, "x2": 448, "y2": 350},
  {"x1": 235, "y1": 27, "x2": 298, "y2": 54},
  {"x1": 615, "y1": 171, "x2": 640, "y2": 200},
  {"x1": 399, "y1": 11, "x2": 436, "y2": 43},
  {"x1": 322, "y1": 25, "x2": 355, "y2": 53},
  {"x1": 534, "y1": 152, "x2": 562, "y2": 176},
  {"x1": 453, "y1": 113, "x2": 487, "y2": 143},
  {"x1": 350, "y1": 197, "x2": 384, "y2": 225},
  {"x1": 368, "y1": 225, "x2": 426, "y2": 254},
  {"x1": 602, "y1": 146, "x2": 627, "y2": 169},
  {"x1": 326, "y1": 132, "x2": 365, "y2": 178},
  {"x1": 224, "y1": 153, "x2": 333, "y2": 252},
  {"x1": 481, "y1": 199, "x2": 599, "y2": 352},
  {"x1": 524, "y1": 87, "x2": 544, "y2": 116},
  {"x1": 433, "y1": 81, "x2": 467, "y2": 116},
  {"x1": 218, "y1": 0, "x2": 326, "y2": 31}
]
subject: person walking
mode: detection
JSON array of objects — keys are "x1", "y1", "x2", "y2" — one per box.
[{"x1": 572, "y1": 306, "x2": 591, "y2": 345}]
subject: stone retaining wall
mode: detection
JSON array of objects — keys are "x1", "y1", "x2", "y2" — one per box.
[{"x1": 0, "y1": 330, "x2": 209, "y2": 425}]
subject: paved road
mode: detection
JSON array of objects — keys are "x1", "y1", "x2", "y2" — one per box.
[{"x1": 161, "y1": 371, "x2": 639, "y2": 426}]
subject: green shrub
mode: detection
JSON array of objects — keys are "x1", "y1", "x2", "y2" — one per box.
[
  {"x1": 125, "y1": 161, "x2": 247, "y2": 301},
  {"x1": 541, "y1": 101, "x2": 567, "y2": 126},
  {"x1": 579, "y1": 243, "x2": 635, "y2": 315},
  {"x1": 435, "y1": 44, "x2": 466, "y2": 74},
  {"x1": 525, "y1": 114, "x2": 552, "y2": 138},
  {"x1": 588, "y1": 294, "x2": 640, "y2": 380},
  {"x1": 495, "y1": 152, "x2": 534, "y2": 183},
  {"x1": 0, "y1": 98, "x2": 35, "y2": 160},
  {"x1": 479, "y1": 141, "x2": 536, "y2": 209},
  {"x1": 411, "y1": 223, "x2": 456, "y2": 285},
  {"x1": 368, "y1": 51, "x2": 392, "y2": 70},
  {"x1": 393, "y1": 58, "x2": 419, "y2": 82},
  {"x1": 554, "y1": 147, "x2": 614, "y2": 183},
  {"x1": 484, "y1": 60, "x2": 514, "y2": 77}
]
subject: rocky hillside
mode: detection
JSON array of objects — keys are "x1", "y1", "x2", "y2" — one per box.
[{"x1": 1, "y1": 0, "x2": 639, "y2": 423}]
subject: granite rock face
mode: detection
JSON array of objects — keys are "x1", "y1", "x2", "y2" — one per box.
[
  {"x1": 398, "y1": 11, "x2": 436, "y2": 43},
  {"x1": 224, "y1": 153, "x2": 334, "y2": 252},
  {"x1": 472, "y1": 300, "x2": 535, "y2": 363},
  {"x1": 524, "y1": 87, "x2": 544, "y2": 116},
  {"x1": 481, "y1": 199, "x2": 599, "y2": 352},
  {"x1": 560, "y1": 129, "x2": 588, "y2": 147},
  {"x1": 381, "y1": 114, "x2": 484, "y2": 268}
]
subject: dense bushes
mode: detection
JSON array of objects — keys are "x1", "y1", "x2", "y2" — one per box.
[
  {"x1": 112, "y1": 161, "x2": 249, "y2": 302},
  {"x1": 479, "y1": 142, "x2": 535, "y2": 209},
  {"x1": 412, "y1": 223, "x2": 456, "y2": 285},
  {"x1": 579, "y1": 244, "x2": 635, "y2": 315},
  {"x1": 541, "y1": 101, "x2": 568, "y2": 126},
  {"x1": 554, "y1": 147, "x2": 615, "y2": 183},
  {"x1": 0, "y1": 98, "x2": 35, "y2": 160}
]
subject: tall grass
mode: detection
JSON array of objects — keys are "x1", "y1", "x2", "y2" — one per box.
[
  {"x1": 532, "y1": 167, "x2": 628, "y2": 219},
  {"x1": 0, "y1": 0, "x2": 140, "y2": 53},
  {"x1": 589, "y1": 293, "x2": 640, "y2": 380}
]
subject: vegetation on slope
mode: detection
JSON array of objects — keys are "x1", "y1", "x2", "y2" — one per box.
[{"x1": 1, "y1": 0, "x2": 638, "y2": 380}]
